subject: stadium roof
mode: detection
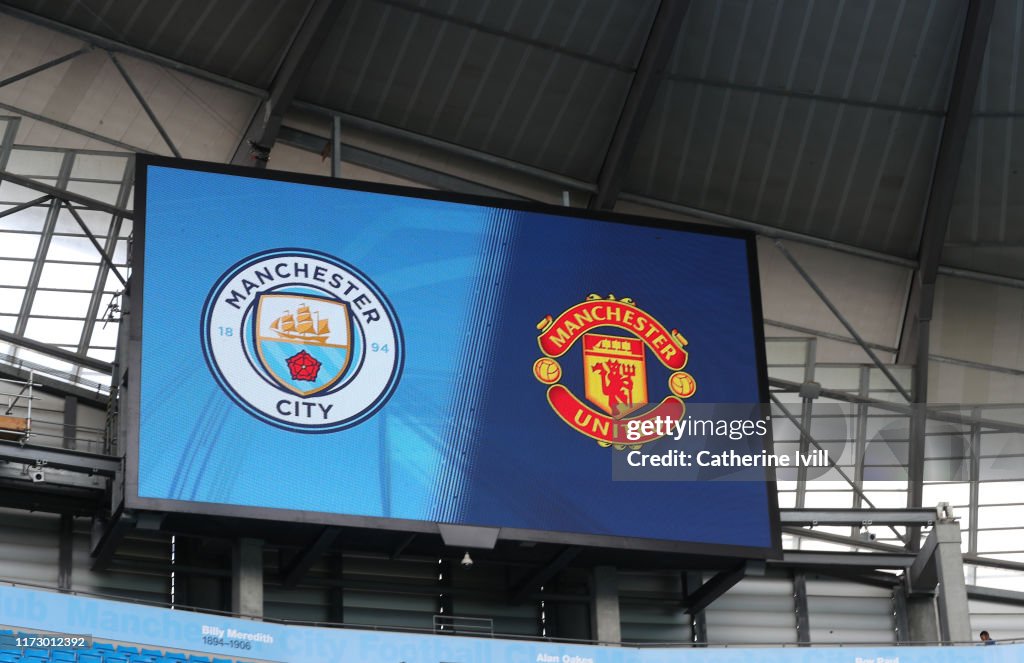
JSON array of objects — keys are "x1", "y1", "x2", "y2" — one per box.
[
  {"x1": 3, "y1": 0, "x2": 1022, "y2": 261},
  {"x1": 0, "y1": 0, "x2": 1020, "y2": 375}
]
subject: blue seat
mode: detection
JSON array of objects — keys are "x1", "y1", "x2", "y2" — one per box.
[
  {"x1": 117, "y1": 646, "x2": 140, "y2": 655},
  {"x1": 163, "y1": 654, "x2": 186, "y2": 661},
  {"x1": 79, "y1": 655, "x2": 103, "y2": 663},
  {"x1": 52, "y1": 652, "x2": 76, "y2": 662},
  {"x1": 0, "y1": 653, "x2": 19, "y2": 663},
  {"x1": 212, "y1": 659, "x2": 234, "y2": 663},
  {"x1": 141, "y1": 651, "x2": 162, "y2": 657},
  {"x1": 94, "y1": 643, "x2": 115, "y2": 651},
  {"x1": 129, "y1": 656, "x2": 157, "y2": 663},
  {"x1": 188, "y1": 657, "x2": 211, "y2": 663}
]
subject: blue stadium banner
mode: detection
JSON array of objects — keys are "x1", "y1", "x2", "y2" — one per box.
[
  {"x1": 129, "y1": 157, "x2": 779, "y2": 556},
  {"x1": 0, "y1": 585, "x2": 1017, "y2": 663}
]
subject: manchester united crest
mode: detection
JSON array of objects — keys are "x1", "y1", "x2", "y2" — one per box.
[{"x1": 534, "y1": 294, "x2": 696, "y2": 448}]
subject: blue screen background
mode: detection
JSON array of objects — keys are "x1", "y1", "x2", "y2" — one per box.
[{"x1": 138, "y1": 165, "x2": 775, "y2": 549}]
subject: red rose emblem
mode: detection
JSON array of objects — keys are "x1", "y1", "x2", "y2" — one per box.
[{"x1": 286, "y1": 350, "x2": 321, "y2": 382}]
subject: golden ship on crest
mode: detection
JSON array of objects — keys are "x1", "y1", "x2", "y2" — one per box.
[{"x1": 270, "y1": 303, "x2": 331, "y2": 344}]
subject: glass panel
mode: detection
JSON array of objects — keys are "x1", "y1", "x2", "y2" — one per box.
[
  {"x1": 53, "y1": 207, "x2": 112, "y2": 236},
  {"x1": 815, "y1": 366, "x2": 861, "y2": 390},
  {"x1": 0, "y1": 233, "x2": 40, "y2": 258},
  {"x1": 971, "y1": 565, "x2": 1024, "y2": 592},
  {"x1": 37, "y1": 262, "x2": 99, "y2": 289},
  {"x1": 803, "y1": 491, "x2": 854, "y2": 508},
  {"x1": 868, "y1": 389, "x2": 910, "y2": 404},
  {"x1": 981, "y1": 432, "x2": 1024, "y2": 457},
  {"x1": 765, "y1": 339, "x2": 809, "y2": 364},
  {"x1": 861, "y1": 465, "x2": 909, "y2": 481},
  {"x1": 6, "y1": 148, "x2": 64, "y2": 177},
  {"x1": 89, "y1": 320, "x2": 119, "y2": 348},
  {"x1": 869, "y1": 367, "x2": 911, "y2": 391},
  {"x1": 78, "y1": 368, "x2": 111, "y2": 387},
  {"x1": 859, "y1": 491, "x2": 909, "y2": 508},
  {"x1": 0, "y1": 287, "x2": 23, "y2": 314},
  {"x1": 14, "y1": 347, "x2": 74, "y2": 373},
  {"x1": 0, "y1": 181, "x2": 49, "y2": 203},
  {"x1": 976, "y1": 529, "x2": 1024, "y2": 554},
  {"x1": 922, "y1": 482, "x2": 970, "y2": 506},
  {"x1": 22, "y1": 317, "x2": 84, "y2": 346},
  {"x1": 925, "y1": 418, "x2": 970, "y2": 434},
  {"x1": 45, "y1": 235, "x2": 100, "y2": 262},
  {"x1": 862, "y1": 480, "x2": 908, "y2": 490},
  {"x1": 805, "y1": 467, "x2": 855, "y2": 483},
  {"x1": 766, "y1": 366, "x2": 804, "y2": 382},
  {"x1": 78, "y1": 209, "x2": 115, "y2": 237},
  {"x1": 979, "y1": 456, "x2": 1024, "y2": 481},
  {"x1": 0, "y1": 314, "x2": 15, "y2": 333},
  {"x1": 0, "y1": 203, "x2": 49, "y2": 231},
  {"x1": 865, "y1": 416, "x2": 909, "y2": 439},
  {"x1": 64, "y1": 180, "x2": 120, "y2": 203},
  {"x1": 0, "y1": 260, "x2": 32, "y2": 286},
  {"x1": 864, "y1": 439, "x2": 908, "y2": 465},
  {"x1": 978, "y1": 505, "x2": 1024, "y2": 529},
  {"x1": 30, "y1": 290, "x2": 92, "y2": 318},
  {"x1": 86, "y1": 348, "x2": 115, "y2": 362},
  {"x1": 924, "y1": 433, "x2": 971, "y2": 460},
  {"x1": 71, "y1": 154, "x2": 127, "y2": 181},
  {"x1": 809, "y1": 415, "x2": 855, "y2": 442},
  {"x1": 979, "y1": 481, "x2": 1024, "y2": 504},
  {"x1": 103, "y1": 271, "x2": 126, "y2": 292},
  {"x1": 980, "y1": 407, "x2": 1024, "y2": 426},
  {"x1": 112, "y1": 239, "x2": 128, "y2": 264},
  {"x1": 924, "y1": 459, "x2": 970, "y2": 482},
  {"x1": 873, "y1": 524, "x2": 908, "y2": 543}
]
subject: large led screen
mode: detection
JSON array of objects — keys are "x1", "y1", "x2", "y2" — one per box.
[{"x1": 127, "y1": 156, "x2": 778, "y2": 557}]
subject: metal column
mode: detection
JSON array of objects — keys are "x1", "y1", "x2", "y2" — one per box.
[
  {"x1": 331, "y1": 115, "x2": 342, "y2": 178},
  {"x1": 58, "y1": 514, "x2": 73, "y2": 592},
  {"x1": 62, "y1": 395, "x2": 77, "y2": 450},
  {"x1": 933, "y1": 522, "x2": 972, "y2": 643},
  {"x1": 793, "y1": 571, "x2": 811, "y2": 645},
  {"x1": 590, "y1": 566, "x2": 621, "y2": 644},
  {"x1": 906, "y1": 592, "x2": 939, "y2": 644},
  {"x1": 685, "y1": 572, "x2": 707, "y2": 645},
  {"x1": 231, "y1": 538, "x2": 264, "y2": 618},
  {"x1": 908, "y1": 516, "x2": 971, "y2": 643}
]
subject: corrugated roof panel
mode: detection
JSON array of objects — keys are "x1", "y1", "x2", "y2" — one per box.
[
  {"x1": 2, "y1": 0, "x2": 310, "y2": 88},
  {"x1": 624, "y1": 0, "x2": 968, "y2": 258},
  {"x1": 670, "y1": 0, "x2": 964, "y2": 113},
  {"x1": 946, "y1": 0, "x2": 1024, "y2": 276},
  {"x1": 974, "y1": 0, "x2": 1024, "y2": 113},
  {"x1": 411, "y1": 0, "x2": 658, "y2": 70},
  {"x1": 301, "y1": 0, "x2": 636, "y2": 181},
  {"x1": 626, "y1": 80, "x2": 945, "y2": 256}
]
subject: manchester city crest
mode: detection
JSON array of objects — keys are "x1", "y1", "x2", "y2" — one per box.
[
  {"x1": 201, "y1": 249, "x2": 403, "y2": 432},
  {"x1": 255, "y1": 293, "x2": 351, "y2": 397}
]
